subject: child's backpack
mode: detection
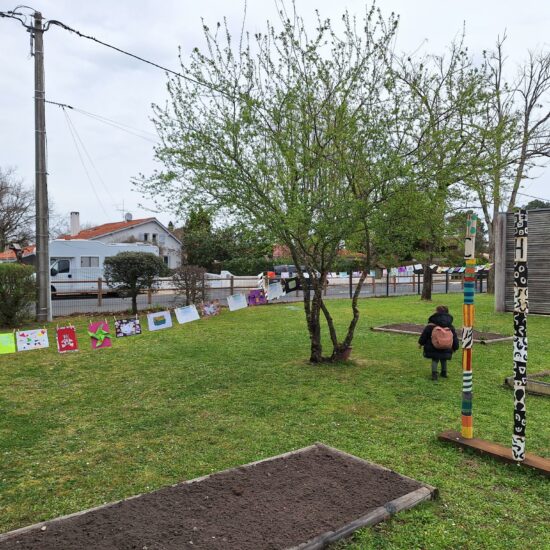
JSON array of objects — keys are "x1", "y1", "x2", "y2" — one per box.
[{"x1": 431, "y1": 325, "x2": 453, "y2": 350}]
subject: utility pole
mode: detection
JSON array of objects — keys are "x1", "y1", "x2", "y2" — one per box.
[{"x1": 33, "y1": 11, "x2": 51, "y2": 322}]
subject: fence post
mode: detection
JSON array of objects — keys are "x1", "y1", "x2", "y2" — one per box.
[
  {"x1": 230, "y1": 275, "x2": 234, "y2": 295},
  {"x1": 393, "y1": 275, "x2": 396, "y2": 293},
  {"x1": 97, "y1": 277, "x2": 103, "y2": 306},
  {"x1": 417, "y1": 273, "x2": 421, "y2": 295},
  {"x1": 445, "y1": 271, "x2": 449, "y2": 294},
  {"x1": 348, "y1": 271, "x2": 353, "y2": 299},
  {"x1": 386, "y1": 272, "x2": 390, "y2": 296}
]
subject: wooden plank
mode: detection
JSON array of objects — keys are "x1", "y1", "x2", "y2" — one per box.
[
  {"x1": 371, "y1": 326, "x2": 512, "y2": 345},
  {"x1": 438, "y1": 430, "x2": 550, "y2": 476},
  {"x1": 504, "y1": 374, "x2": 550, "y2": 397}
]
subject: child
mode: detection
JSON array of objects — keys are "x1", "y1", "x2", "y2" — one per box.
[{"x1": 418, "y1": 305, "x2": 459, "y2": 380}]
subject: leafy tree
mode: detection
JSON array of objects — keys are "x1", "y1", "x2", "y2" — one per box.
[
  {"x1": 394, "y1": 41, "x2": 486, "y2": 299},
  {"x1": 0, "y1": 263, "x2": 35, "y2": 327},
  {"x1": 103, "y1": 252, "x2": 169, "y2": 314},
  {"x1": 136, "y1": 4, "x2": 400, "y2": 362},
  {"x1": 522, "y1": 199, "x2": 550, "y2": 210}
]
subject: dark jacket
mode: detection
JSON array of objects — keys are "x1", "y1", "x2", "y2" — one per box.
[{"x1": 418, "y1": 312, "x2": 460, "y2": 360}]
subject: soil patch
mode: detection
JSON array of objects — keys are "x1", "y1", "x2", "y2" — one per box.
[
  {"x1": 0, "y1": 444, "x2": 435, "y2": 550},
  {"x1": 372, "y1": 323, "x2": 512, "y2": 344}
]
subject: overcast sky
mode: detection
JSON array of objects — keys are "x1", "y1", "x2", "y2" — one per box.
[{"x1": 1, "y1": 0, "x2": 549, "y2": 230}]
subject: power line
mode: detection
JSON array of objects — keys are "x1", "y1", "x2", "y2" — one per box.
[
  {"x1": 45, "y1": 99, "x2": 158, "y2": 142},
  {"x1": 62, "y1": 107, "x2": 110, "y2": 218}
]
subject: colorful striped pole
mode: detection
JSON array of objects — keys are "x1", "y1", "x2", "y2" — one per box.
[
  {"x1": 512, "y1": 210, "x2": 528, "y2": 461},
  {"x1": 461, "y1": 214, "x2": 477, "y2": 439}
]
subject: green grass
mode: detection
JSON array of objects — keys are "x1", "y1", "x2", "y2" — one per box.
[{"x1": 0, "y1": 294, "x2": 549, "y2": 549}]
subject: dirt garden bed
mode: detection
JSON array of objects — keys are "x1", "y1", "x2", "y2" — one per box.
[
  {"x1": 0, "y1": 444, "x2": 436, "y2": 550},
  {"x1": 372, "y1": 323, "x2": 512, "y2": 344}
]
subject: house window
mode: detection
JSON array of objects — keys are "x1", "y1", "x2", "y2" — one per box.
[
  {"x1": 158, "y1": 234, "x2": 166, "y2": 245},
  {"x1": 163, "y1": 256, "x2": 169, "y2": 266},
  {"x1": 143, "y1": 233, "x2": 149, "y2": 242},
  {"x1": 81, "y1": 256, "x2": 100, "y2": 268},
  {"x1": 152, "y1": 233, "x2": 158, "y2": 243}
]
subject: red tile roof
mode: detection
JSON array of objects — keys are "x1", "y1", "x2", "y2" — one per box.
[
  {"x1": 0, "y1": 246, "x2": 36, "y2": 261},
  {"x1": 59, "y1": 218, "x2": 155, "y2": 240}
]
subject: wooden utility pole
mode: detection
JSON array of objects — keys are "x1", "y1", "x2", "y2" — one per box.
[{"x1": 33, "y1": 11, "x2": 51, "y2": 322}]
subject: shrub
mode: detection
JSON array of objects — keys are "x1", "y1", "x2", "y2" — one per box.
[
  {"x1": 104, "y1": 252, "x2": 169, "y2": 314},
  {"x1": 222, "y1": 257, "x2": 274, "y2": 275},
  {"x1": 172, "y1": 264, "x2": 206, "y2": 305},
  {"x1": 0, "y1": 263, "x2": 35, "y2": 327}
]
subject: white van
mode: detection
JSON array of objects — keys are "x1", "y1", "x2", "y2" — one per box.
[{"x1": 49, "y1": 240, "x2": 159, "y2": 295}]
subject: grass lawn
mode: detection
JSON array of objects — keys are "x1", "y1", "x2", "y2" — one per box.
[{"x1": 0, "y1": 294, "x2": 549, "y2": 549}]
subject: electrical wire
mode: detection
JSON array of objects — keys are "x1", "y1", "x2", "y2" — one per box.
[
  {"x1": 62, "y1": 107, "x2": 110, "y2": 218},
  {"x1": 63, "y1": 108, "x2": 118, "y2": 207},
  {"x1": 45, "y1": 99, "x2": 158, "y2": 142}
]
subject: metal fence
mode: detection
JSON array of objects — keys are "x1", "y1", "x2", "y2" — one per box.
[{"x1": 49, "y1": 272, "x2": 487, "y2": 318}]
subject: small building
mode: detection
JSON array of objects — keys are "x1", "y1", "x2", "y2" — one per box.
[{"x1": 59, "y1": 212, "x2": 182, "y2": 268}]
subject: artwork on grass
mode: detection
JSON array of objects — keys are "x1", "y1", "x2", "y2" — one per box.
[
  {"x1": 56, "y1": 326, "x2": 79, "y2": 353},
  {"x1": 174, "y1": 305, "x2": 200, "y2": 324},
  {"x1": 247, "y1": 289, "x2": 267, "y2": 306},
  {"x1": 282, "y1": 277, "x2": 301, "y2": 294},
  {"x1": 147, "y1": 311, "x2": 173, "y2": 331},
  {"x1": 267, "y1": 281, "x2": 285, "y2": 301},
  {"x1": 114, "y1": 318, "x2": 142, "y2": 338},
  {"x1": 0, "y1": 333, "x2": 16, "y2": 355},
  {"x1": 200, "y1": 300, "x2": 221, "y2": 317},
  {"x1": 88, "y1": 321, "x2": 112, "y2": 350},
  {"x1": 16, "y1": 328, "x2": 49, "y2": 352},
  {"x1": 227, "y1": 293, "x2": 248, "y2": 312}
]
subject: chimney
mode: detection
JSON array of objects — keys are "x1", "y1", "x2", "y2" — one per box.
[{"x1": 70, "y1": 211, "x2": 80, "y2": 236}]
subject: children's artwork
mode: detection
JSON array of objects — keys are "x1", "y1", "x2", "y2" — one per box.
[
  {"x1": 227, "y1": 293, "x2": 248, "y2": 312},
  {"x1": 339, "y1": 272, "x2": 348, "y2": 278},
  {"x1": 267, "y1": 281, "x2": 285, "y2": 301},
  {"x1": 280, "y1": 271, "x2": 290, "y2": 279},
  {"x1": 0, "y1": 333, "x2": 16, "y2": 355},
  {"x1": 56, "y1": 326, "x2": 79, "y2": 353},
  {"x1": 248, "y1": 289, "x2": 267, "y2": 306},
  {"x1": 16, "y1": 329, "x2": 49, "y2": 352},
  {"x1": 175, "y1": 305, "x2": 200, "y2": 324},
  {"x1": 201, "y1": 300, "x2": 221, "y2": 317},
  {"x1": 147, "y1": 311, "x2": 173, "y2": 331},
  {"x1": 114, "y1": 318, "x2": 142, "y2": 337},
  {"x1": 282, "y1": 277, "x2": 301, "y2": 294},
  {"x1": 88, "y1": 321, "x2": 112, "y2": 350}
]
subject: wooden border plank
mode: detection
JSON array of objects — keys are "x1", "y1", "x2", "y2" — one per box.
[{"x1": 438, "y1": 430, "x2": 550, "y2": 476}]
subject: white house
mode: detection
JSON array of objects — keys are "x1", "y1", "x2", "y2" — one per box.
[{"x1": 60, "y1": 212, "x2": 182, "y2": 268}]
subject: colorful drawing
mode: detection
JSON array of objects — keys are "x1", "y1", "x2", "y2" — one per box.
[
  {"x1": 114, "y1": 318, "x2": 142, "y2": 338},
  {"x1": 227, "y1": 293, "x2": 248, "y2": 312},
  {"x1": 247, "y1": 289, "x2": 267, "y2": 306},
  {"x1": 56, "y1": 326, "x2": 79, "y2": 353},
  {"x1": 0, "y1": 333, "x2": 16, "y2": 355},
  {"x1": 200, "y1": 300, "x2": 221, "y2": 317},
  {"x1": 88, "y1": 321, "x2": 112, "y2": 350},
  {"x1": 175, "y1": 305, "x2": 201, "y2": 324},
  {"x1": 15, "y1": 328, "x2": 49, "y2": 352},
  {"x1": 461, "y1": 213, "x2": 477, "y2": 439},
  {"x1": 512, "y1": 209, "x2": 528, "y2": 462},
  {"x1": 147, "y1": 311, "x2": 173, "y2": 331}
]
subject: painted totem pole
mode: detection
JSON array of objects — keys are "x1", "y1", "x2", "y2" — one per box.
[
  {"x1": 461, "y1": 214, "x2": 477, "y2": 439},
  {"x1": 512, "y1": 209, "x2": 528, "y2": 461}
]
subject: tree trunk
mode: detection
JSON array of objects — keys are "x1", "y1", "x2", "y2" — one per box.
[
  {"x1": 486, "y1": 233, "x2": 496, "y2": 294},
  {"x1": 131, "y1": 294, "x2": 138, "y2": 314},
  {"x1": 308, "y1": 288, "x2": 324, "y2": 363},
  {"x1": 421, "y1": 262, "x2": 433, "y2": 301}
]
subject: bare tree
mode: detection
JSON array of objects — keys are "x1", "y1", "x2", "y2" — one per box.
[
  {"x1": 0, "y1": 167, "x2": 34, "y2": 250},
  {"x1": 466, "y1": 38, "x2": 550, "y2": 291}
]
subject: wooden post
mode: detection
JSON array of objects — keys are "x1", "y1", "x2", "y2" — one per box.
[
  {"x1": 386, "y1": 272, "x2": 390, "y2": 296},
  {"x1": 97, "y1": 277, "x2": 103, "y2": 306},
  {"x1": 230, "y1": 275, "x2": 234, "y2": 295},
  {"x1": 372, "y1": 275, "x2": 376, "y2": 295},
  {"x1": 445, "y1": 271, "x2": 449, "y2": 294},
  {"x1": 349, "y1": 271, "x2": 353, "y2": 299},
  {"x1": 461, "y1": 214, "x2": 478, "y2": 439},
  {"x1": 393, "y1": 275, "x2": 397, "y2": 292},
  {"x1": 147, "y1": 287, "x2": 152, "y2": 305},
  {"x1": 512, "y1": 209, "x2": 528, "y2": 461}
]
